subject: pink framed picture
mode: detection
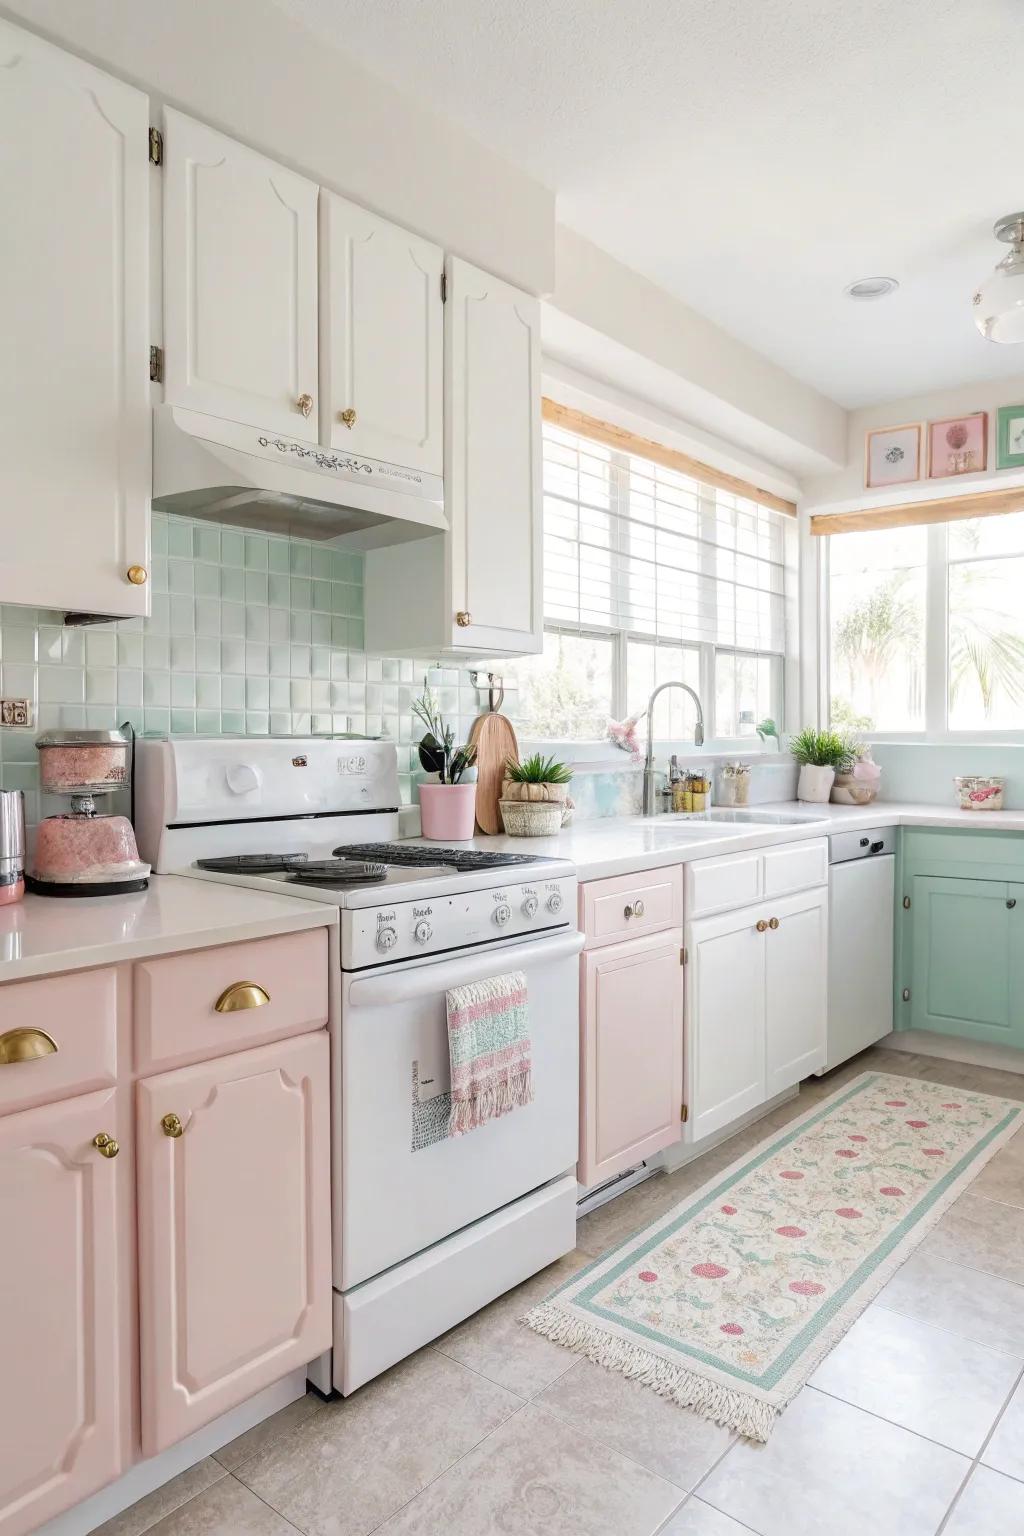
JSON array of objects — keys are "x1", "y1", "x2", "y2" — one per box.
[
  {"x1": 864, "y1": 423, "x2": 922, "y2": 488},
  {"x1": 928, "y1": 413, "x2": 988, "y2": 478}
]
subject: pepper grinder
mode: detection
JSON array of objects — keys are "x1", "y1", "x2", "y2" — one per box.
[{"x1": 0, "y1": 790, "x2": 26, "y2": 905}]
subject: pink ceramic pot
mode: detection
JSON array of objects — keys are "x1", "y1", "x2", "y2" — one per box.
[{"x1": 418, "y1": 783, "x2": 477, "y2": 841}]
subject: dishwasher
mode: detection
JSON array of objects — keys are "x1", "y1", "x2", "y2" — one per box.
[{"x1": 824, "y1": 827, "x2": 897, "y2": 1071}]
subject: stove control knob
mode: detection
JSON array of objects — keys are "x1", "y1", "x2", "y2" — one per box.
[
  {"x1": 493, "y1": 903, "x2": 512, "y2": 927},
  {"x1": 546, "y1": 891, "x2": 564, "y2": 915},
  {"x1": 375, "y1": 926, "x2": 398, "y2": 954},
  {"x1": 413, "y1": 919, "x2": 433, "y2": 944},
  {"x1": 521, "y1": 895, "x2": 539, "y2": 919}
]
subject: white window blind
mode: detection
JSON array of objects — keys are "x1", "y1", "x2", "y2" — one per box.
[{"x1": 543, "y1": 423, "x2": 787, "y2": 652}]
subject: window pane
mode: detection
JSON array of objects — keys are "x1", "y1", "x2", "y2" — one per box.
[
  {"x1": 829, "y1": 529, "x2": 926, "y2": 730},
  {"x1": 716, "y1": 652, "x2": 780, "y2": 737},
  {"x1": 507, "y1": 631, "x2": 614, "y2": 740},
  {"x1": 948, "y1": 555, "x2": 1024, "y2": 730},
  {"x1": 948, "y1": 510, "x2": 1024, "y2": 559},
  {"x1": 626, "y1": 641, "x2": 701, "y2": 742}
]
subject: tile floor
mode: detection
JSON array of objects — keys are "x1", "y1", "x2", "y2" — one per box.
[{"x1": 99, "y1": 1046, "x2": 1024, "y2": 1536}]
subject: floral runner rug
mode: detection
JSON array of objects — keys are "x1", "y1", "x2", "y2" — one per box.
[{"x1": 524, "y1": 1071, "x2": 1022, "y2": 1442}]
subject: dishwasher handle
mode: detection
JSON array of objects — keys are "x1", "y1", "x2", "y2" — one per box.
[{"x1": 347, "y1": 930, "x2": 585, "y2": 1006}]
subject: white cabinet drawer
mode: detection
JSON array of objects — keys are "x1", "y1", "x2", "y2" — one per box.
[
  {"x1": 685, "y1": 851, "x2": 761, "y2": 919},
  {"x1": 763, "y1": 838, "x2": 828, "y2": 899}
]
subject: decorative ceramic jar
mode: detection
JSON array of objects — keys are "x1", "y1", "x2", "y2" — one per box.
[{"x1": 954, "y1": 775, "x2": 1005, "y2": 811}]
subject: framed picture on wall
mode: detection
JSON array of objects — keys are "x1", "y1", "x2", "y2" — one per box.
[
  {"x1": 997, "y1": 405, "x2": 1024, "y2": 468},
  {"x1": 927, "y1": 412, "x2": 988, "y2": 478},
  {"x1": 864, "y1": 423, "x2": 922, "y2": 488}
]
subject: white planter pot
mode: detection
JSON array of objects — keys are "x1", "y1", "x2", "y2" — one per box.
[{"x1": 797, "y1": 764, "x2": 835, "y2": 803}]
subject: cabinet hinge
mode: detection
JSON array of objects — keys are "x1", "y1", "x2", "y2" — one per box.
[
  {"x1": 680, "y1": 1103, "x2": 689, "y2": 1123},
  {"x1": 680, "y1": 946, "x2": 688, "y2": 965},
  {"x1": 903, "y1": 895, "x2": 911, "y2": 910},
  {"x1": 440, "y1": 270, "x2": 448, "y2": 304},
  {"x1": 149, "y1": 345, "x2": 164, "y2": 383},
  {"x1": 148, "y1": 126, "x2": 163, "y2": 166}
]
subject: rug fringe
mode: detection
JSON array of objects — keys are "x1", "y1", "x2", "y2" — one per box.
[{"x1": 522, "y1": 1302, "x2": 776, "y2": 1443}]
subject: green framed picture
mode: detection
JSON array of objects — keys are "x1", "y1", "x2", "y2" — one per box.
[{"x1": 997, "y1": 404, "x2": 1024, "y2": 468}]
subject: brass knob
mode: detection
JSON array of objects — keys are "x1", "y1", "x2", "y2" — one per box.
[
  {"x1": 756, "y1": 919, "x2": 768, "y2": 933},
  {"x1": 126, "y1": 565, "x2": 148, "y2": 586},
  {"x1": 769, "y1": 917, "x2": 780, "y2": 930},
  {"x1": 214, "y1": 981, "x2": 271, "y2": 1013},
  {"x1": 455, "y1": 611, "x2": 472, "y2": 628},
  {"x1": 93, "y1": 1132, "x2": 119, "y2": 1159},
  {"x1": 0, "y1": 1028, "x2": 58, "y2": 1065},
  {"x1": 297, "y1": 393, "x2": 314, "y2": 418},
  {"x1": 339, "y1": 407, "x2": 357, "y2": 428},
  {"x1": 161, "y1": 1113, "x2": 184, "y2": 1139}
]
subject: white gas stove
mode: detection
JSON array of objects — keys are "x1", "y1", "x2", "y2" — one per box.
[{"x1": 135, "y1": 737, "x2": 581, "y2": 1395}]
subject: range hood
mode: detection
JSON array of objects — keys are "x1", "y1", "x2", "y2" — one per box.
[{"x1": 152, "y1": 405, "x2": 447, "y2": 547}]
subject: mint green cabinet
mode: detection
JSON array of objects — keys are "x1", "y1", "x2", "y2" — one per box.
[{"x1": 908, "y1": 876, "x2": 1024, "y2": 1046}]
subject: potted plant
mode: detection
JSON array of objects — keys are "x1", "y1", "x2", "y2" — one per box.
[
  {"x1": 500, "y1": 753, "x2": 574, "y2": 837},
  {"x1": 789, "y1": 727, "x2": 856, "y2": 804},
  {"x1": 412, "y1": 691, "x2": 477, "y2": 840}
]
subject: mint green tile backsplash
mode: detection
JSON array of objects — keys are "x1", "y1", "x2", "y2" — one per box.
[{"x1": 0, "y1": 513, "x2": 479, "y2": 825}]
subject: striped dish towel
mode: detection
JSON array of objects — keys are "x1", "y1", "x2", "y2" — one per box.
[{"x1": 447, "y1": 970, "x2": 533, "y2": 1137}]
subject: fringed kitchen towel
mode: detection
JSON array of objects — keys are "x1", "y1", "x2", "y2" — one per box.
[{"x1": 447, "y1": 970, "x2": 533, "y2": 1136}]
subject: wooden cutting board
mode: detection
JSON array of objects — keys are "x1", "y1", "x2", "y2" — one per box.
[{"x1": 469, "y1": 711, "x2": 519, "y2": 835}]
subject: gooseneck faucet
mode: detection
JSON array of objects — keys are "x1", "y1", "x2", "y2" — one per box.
[{"x1": 642, "y1": 681, "x2": 705, "y2": 815}]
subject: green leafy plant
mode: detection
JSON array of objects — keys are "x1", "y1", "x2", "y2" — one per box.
[
  {"x1": 504, "y1": 752, "x2": 573, "y2": 785},
  {"x1": 755, "y1": 718, "x2": 779, "y2": 746},
  {"x1": 412, "y1": 690, "x2": 476, "y2": 784},
  {"x1": 788, "y1": 727, "x2": 858, "y2": 773}
]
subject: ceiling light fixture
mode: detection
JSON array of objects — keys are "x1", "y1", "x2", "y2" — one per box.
[
  {"x1": 844, "y1": 276, "x2": 899, "y2": 300},
  {"x1": 973, "y1": 213, "x2": 1024, "y2": 343}
]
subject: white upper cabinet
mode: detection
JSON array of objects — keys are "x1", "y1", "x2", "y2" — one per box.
[
  {"x1": 162, "y1": 109, "x2": 319, "y2": 440},
  {"x1": 0, "y1": 19, "x2": 150, "y2": 617},
  {"x1": 320, "y1": 192, "x2": 443, "y2": 475}
]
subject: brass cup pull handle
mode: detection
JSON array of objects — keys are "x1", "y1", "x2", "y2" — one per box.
[
  {"x1": 756, "y1": 919, "x2": 768, "y2": 933},
  {"x1": 161, "y1": 1113, "x2": 184, "y2": 1139},
  {"x1": 0, "y1": 1028, "x2": 59, "y2": 1065},
  {"x1": 624, "y1": 899, "x2": 646, "y2": 919},
  {"x1": 215, "y1": 981, "x2": 271, "y2": 1014},
  {"x1": 455, "y1": 611, "x2": 472, "y2": 628},
  {"x1": 126, "y1": 564, "x2": 148, "y2": 586},
  {"x1": 93, "y1": 1132, "x2": 119, "y2": 1159},
  {"x1": 297, "y1": 393, "x2": 314, "y2": 418},
  {"x1": 339, "y1": 408, "x2": 357, "y2": 428},
  {"x1": 769, "y1": 916, "x2": 780, "y2": 930}
]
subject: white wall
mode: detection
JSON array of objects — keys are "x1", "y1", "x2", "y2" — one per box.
[{"x1": 0, "y1": 0, "x2": 555, "y2": 295}]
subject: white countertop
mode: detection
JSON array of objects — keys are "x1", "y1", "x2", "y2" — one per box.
[
  {"x1": 0, "y1": 874, "x2": 337, "y2": 983},
  {"x1": 409, "y1": 800, "x2": 1024, "y2": 881}
]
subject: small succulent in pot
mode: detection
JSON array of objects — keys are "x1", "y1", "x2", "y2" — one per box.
[
  {"x1": 412, "y1": 691, "x2": 476, "y2": 784},
  {"x1": 502, "y1": 752, "x2": 574, "y2": 804}
]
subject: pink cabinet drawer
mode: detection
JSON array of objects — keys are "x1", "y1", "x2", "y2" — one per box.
[
  {"x1": 134, "y1": 928, "x2": 329, "y2": 1073},
  {"x1": 580, "y1": 866, "x2": 682, "y2": 948},
  {"x1": 0, "y1": 967, "x2": 120, "y2": 1116}
]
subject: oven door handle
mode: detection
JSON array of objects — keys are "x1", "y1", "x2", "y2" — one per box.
[{"x1": 347, "y1": 930, "x2": 585, "y2": 1006}]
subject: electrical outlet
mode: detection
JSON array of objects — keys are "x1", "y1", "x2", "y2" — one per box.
[{"x1": 0, "y1": 699, "x2": 32, "y2": 727}]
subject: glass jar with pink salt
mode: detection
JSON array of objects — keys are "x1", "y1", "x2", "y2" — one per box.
[{"x1": 36, "y1": 730, "x2": 130, "y2": 794}]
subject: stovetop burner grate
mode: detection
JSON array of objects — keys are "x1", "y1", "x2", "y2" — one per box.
[
  {"x1": 332, "y1": 842, "x2": 546, "y2": 873},
  {"x1": 195, "y1": 853, "x2": 309, "y2": 873}
]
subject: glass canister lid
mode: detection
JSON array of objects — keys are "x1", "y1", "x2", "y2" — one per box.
[{"x1": 35, "y1": 729, "x2": 131, "y2": 748}]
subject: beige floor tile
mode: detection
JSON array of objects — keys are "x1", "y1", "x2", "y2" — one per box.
[
  {"x1": 809, "y1": 1304, "x2": 1021, "y2": 1455},
  {"x1": 984, "y1": 1377, "x2": 1024, "y2": 1481},
  {"x1": 433, "y1": 1250, "x2": 588, "y2": 1396},
  {"x1": 698, "y1": 1388, "x2": 967, "y2": 1536},
  {"x1": 924, "y1": 1192, "x2": 1024, "y2": 1285},
  {"x1": 537, "y1": 1358, "x2": 733, "y2": 1488},
  {"x1": 374, "y1": 1402, "x2": 684, "y2": 1535},
  {"x1": 234, "y1": 1348, "x2": 520, "y2": 1536},
  {"x1": 93, "y1": 1460, "x2": 227, "y2": 1536},
  {"x1": 875, "y1": 1251, "x2": 1024, "y2": 1354},
  {"x1": 659, "y1": 1500, "x2": 757, "y2": 1535},
  {"x1": 144, "y1": 1476, "x2": 301, "y2": 1535},
  {"x1": 943, "y1": 1465, "x2": 1024, "y2": 1534},
  {"x1": 974, "y1": 1131, "x2": 1024, "y2": 1209},
  {"x1": 214, "y1": 1389, "x2": 325, "y2": 1471}
]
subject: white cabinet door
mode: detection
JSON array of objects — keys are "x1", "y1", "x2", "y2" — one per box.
[
  {"x1": 0, "y1": 19, "x2": 150, "y2": 618},
  {"x1": 445, "y1": 256, "x2": 542, "y2": 655},
  {"x1": 765, "y1": 886, "x2": 828, "y2": 1096},
  {"x1": 320, "y1": 193, "x2": 443, "y2": 473},
  {"x1": 686, "y1": 905, "x2": 766, "y2": 1141},
  {"x1": 162, "y1": 108, "x2": 319, "y2": 440}
]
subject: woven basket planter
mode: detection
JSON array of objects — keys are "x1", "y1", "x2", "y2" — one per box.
[{"x1": 499, "y1": 799, "x2": 564, "y2": 837}]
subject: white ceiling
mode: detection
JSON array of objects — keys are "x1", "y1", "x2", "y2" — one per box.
[{"x1": 273, "y1": 0, "x2": 1024, "y2": 410}]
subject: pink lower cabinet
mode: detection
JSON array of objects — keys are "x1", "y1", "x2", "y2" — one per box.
[
  {"x1": 136, "y1": 1031, "x2": 331, "y2": 1455},
  {"x1": 0, "y1": 1086, "x2": 127, "y2": 1536},
  {"x1": 579, "y1": 928, "x2": 685, "y2": 1188}
]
